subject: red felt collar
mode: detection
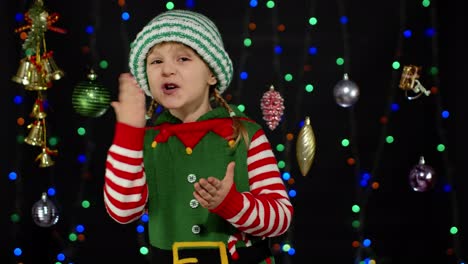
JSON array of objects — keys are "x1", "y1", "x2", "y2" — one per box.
[{"x1": 151, "y1": 118, "x2": 236, "y2": 149}]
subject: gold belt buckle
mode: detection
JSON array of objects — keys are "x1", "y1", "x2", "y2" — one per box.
[{"x1": 172, "y1": 241, "x2": 229, "y2": 264}]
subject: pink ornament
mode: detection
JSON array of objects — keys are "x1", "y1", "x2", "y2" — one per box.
[{"x1": 260, "y1": 85, "x2": 285, "y2": 130}]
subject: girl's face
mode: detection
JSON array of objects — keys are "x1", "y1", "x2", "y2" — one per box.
[{"x1": 146, "y1": 42, "x2": 217, "y2": 122}]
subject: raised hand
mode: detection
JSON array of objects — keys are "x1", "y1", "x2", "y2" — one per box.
[
  {"x1": 193, "y1": 162, "x2": 236, "y2": 210},
  {"x1": 111, "y1": 73, "x2": 147, "y2": 128}
]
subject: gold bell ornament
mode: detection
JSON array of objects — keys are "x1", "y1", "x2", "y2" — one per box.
[
  {"x1": 30, "y1": 97, "x2": 47, "y2": 119},
  {"x1": 41, "y1": 51, "x2": 64, "y2": 82},
  {"x1": 296, "y1": 116, "x2": 316, "y2": 176},
  {"x1": 11, "y1": 58, "x2": 34, "y2": 85},
  {"x1": 35, "y1": 147, "x2": 57, "y2": 168},
  {"x1": 24, "y1": 120, "x2": 45, "y2": 147},
  {"x1": 25, "y1": 64, "x2": 49, "y2": 91},
  {"x1": 12, "y1": 0, "x2": 66, "y2": 91}
]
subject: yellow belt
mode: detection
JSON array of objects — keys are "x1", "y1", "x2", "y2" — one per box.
[{"x1": 172, "y1": 241, "x2": 229, "y2": 264}]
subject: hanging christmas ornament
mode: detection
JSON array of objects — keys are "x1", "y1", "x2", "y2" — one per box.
[
  {"x1": 333, "y1": 73, "x2": 360, "y2": 108},
  {"x1": 12, "y1": 58, "x2": 34, "y2": 85},
  {"x1": 399, "y1": 65, "x2": 431, "y2": 100},
  {"x1": 296, "y1": 116, "x2": 316, "y2": 176},
  {"x1": 41, "y1": 51, "x2": 65, "y2": 82},
  {"x1": 35, "y1": 147, "x2": 57, "y2": 168},
  {"x1": 12, "y1": 0, "x2": 66, "y2": 90},
  {"x1": 24, "y1": 120, "x2": 45, "y2": 146},
  {"x1": 32, "y1": 192, "x2": 59, "y2": 227},
  {"x1": 12, "y1": 0, "x2": 65, "y2": 166},
  {"x1": 260, "y1": 85, "x2": 285, "y2": 130},
  {"x1": 72, "y1": 69, "x2": 111, "y2": 118},
  {"x1": 30, "y1": 97, "x2": 47, "y2": 119},
  {"x1": 408, "y1": 156, "x2": 436, "y2": 192}
]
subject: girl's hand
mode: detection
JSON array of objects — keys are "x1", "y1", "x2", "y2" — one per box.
[
  {"x1": 193, "y1": 162, "x2": 235, "y2": 210},
  {"x1": 111, "y1": 73, "x2": 147, "y2": 128}
]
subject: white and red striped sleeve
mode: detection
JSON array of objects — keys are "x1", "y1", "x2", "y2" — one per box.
[
  {"x1": 211, "y1": 129, "x2": 294, "y2": 237},
  {"x1": 104, "y1": 122, "x2": 149, "y2": 224}
]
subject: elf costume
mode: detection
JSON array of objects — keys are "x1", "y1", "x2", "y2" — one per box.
[{"x1": 103, "y1": 9, "x2": 293, "y2": 264}]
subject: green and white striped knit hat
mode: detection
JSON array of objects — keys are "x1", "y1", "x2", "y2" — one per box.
[{"x1": 129, "y1": 9, "x2": 233, "y2": 97}]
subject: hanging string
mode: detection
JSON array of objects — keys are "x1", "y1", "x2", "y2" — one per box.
[
  {"x1": 331, "y1": 0, "x2": 364, "y2": 262},
  {"x1": 118, "y1": 0, "x2": 131, "y2": 72},
  {"x1": 270, "y1": 3, "x2": 284, "y2": 96},
  {"x1": 11, "y1": 0, "x2": 43, "y2": 261},
  {"x1": 293, "y1": 0, "x2": 317, "y2": 126},
  {"x1": 232, "y1": 5, "x2": 253, "y2": 101},
  {"x1": 53, "y1": 1, "x2": 106, "y2": 261},
  {"x1": 269, "y1": 3, "x2": 295, "y2": 263},
  {"x1": 358, "y1": 0, "x2": 407, "y2": 262},
  {"x1": 427, "y1": 0, "x2": 462, "y2": 261}
]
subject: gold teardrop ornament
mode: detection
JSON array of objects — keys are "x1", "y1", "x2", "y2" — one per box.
[{"x1": 296, "y1": 116, "x2": 316, "y2": 176}]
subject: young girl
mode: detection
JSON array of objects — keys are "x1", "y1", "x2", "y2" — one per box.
[{"x1": 104, "y1": 9, "x2": 293, "y2": 264}]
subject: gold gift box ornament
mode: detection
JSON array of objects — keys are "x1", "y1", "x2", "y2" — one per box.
[{"x1": 399, "y1": 65, "x2": 431, "y2": 100}]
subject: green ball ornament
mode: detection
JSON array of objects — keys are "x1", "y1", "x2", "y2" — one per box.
[{"x1": 72, "y1": 70, "x2": 111, "y2": 118}]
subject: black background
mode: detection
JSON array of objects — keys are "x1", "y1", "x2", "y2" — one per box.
[{"x1": 1, "y1": 0, "x2": 463, "y2": 263}]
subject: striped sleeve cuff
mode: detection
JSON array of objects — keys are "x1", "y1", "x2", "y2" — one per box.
[
  {"x1": 210, "y1": 184, "x2": 244, "y2": 219},
  {"x1": 113, "y1": 122, "x2": 146, "y2": 150}
]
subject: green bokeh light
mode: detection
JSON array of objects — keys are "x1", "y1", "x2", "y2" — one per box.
[
  {"x1": 392, "y1": 61, "x2": 400, "y2": 70},
  {"x1": 99, "y1": 60, "x2": 109, "y2": 69},
  {"x1": 352, "y1": 220, "x2": 360, "y2": 229},
  {"x1": 166, "y1": 1, "x2": 175, "y2": 10},
  {"x1": 308, "y1": 17, "x2": 318, "y2": 25},
  {"x1": 140, "y1": 246, "x2": 150, "y2": 255},
  {"x1": 341, "y1": 139, "x2": 350, "y2": 147},
  {"x1": 276, "y1": 144, "x2": 285, "y2": 152},
  {"x1": 10, "y1": 213, "x2": 20, "y2": 223},
  {"x1": 17, "y1": 135, "x2": 25, "y2": 144},
  {"x1": 422, "y1": 0, "x2": 431, "y2": 7},
  {"x1": 352, "y1": 204, "x2": 360, "y2": 213},
  {"x1": 77, "y1": 127, "x2": 86, "y2": 136},
  {"x1": 237, "y1": 104, "x2": 245, "y2": 112},
  {"x1": 284, "y1": 74, "x2": 293, "y2": 82},
  {"x1": 450, "y1": 226, "x2": 458, "y2": 235},
  {"x1": 49, "y1": 136, "x2": 58, "y2": 146},
  {"x1": 386, "y1": 136, "x2": 394, "y2": 144},
  {"x1": 82, "y1": 200, "x2": 91, "y2": 209},
  {"x1": 243, "y1": 38, "x2": 252, "y2": 47},
  {"x1": 437, "y1": 144, "x2": 445, "y2": 152},
  {"x1": 69, "y1": 233, "x2": 78, "y2": 242},
  {"x1": 305, "y1": 84, "x2": 314, "y2": 92},
  {"x1": 336, "y1": 57, "x2": 344, "y2": 65},
  {"x1": 266, "y1": 1, "x2": 275, "y2": 8},
  {"x1": 278, "y1": 160, "x2": 285, "y2": 169}
]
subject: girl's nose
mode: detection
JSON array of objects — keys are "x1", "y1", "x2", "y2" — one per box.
[{"x1": 161, "y1": 62, "x2": 175, "y2": 76}]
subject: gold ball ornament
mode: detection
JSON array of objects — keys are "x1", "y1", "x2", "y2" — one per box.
[{"x1": 296, "y1": 116, "x2": 316, "y2": 176}]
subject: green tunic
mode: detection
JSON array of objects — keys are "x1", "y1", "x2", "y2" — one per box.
[{"x1": 143, "y1": 106, "x2": 263, "y2": 251}]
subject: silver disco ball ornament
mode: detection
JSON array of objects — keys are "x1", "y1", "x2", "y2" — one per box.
[
  {"x1": 32, "y1": 192, "x2": 59, "y2": 227},
  {"x1": 333, "y1": 73, "x2": 360, "y2": 107}
]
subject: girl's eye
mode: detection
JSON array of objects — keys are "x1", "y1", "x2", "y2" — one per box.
[
  {"x1": 150, "y1": 59, "x2": 162, "y2": 64},
  {"x1": 179, "y1": 57, "x2": 190, "y2": 62}
]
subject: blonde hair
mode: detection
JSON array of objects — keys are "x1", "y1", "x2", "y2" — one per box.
[
  {"x1": 212, "y1": 88, "x2": 250, "y2": 148},
  {"x1": 146, "y1": 88, "x2": 249, "y2": 148}
]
